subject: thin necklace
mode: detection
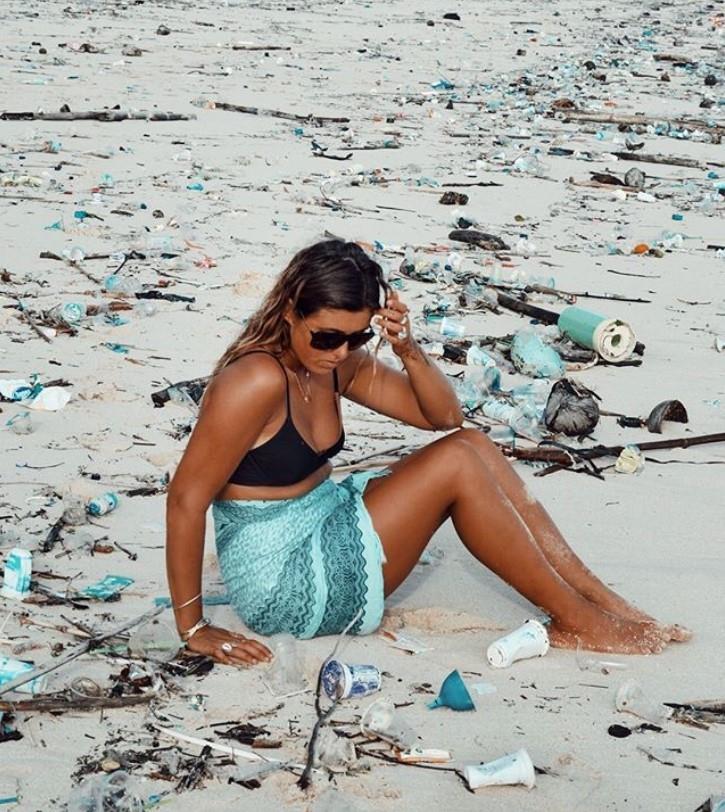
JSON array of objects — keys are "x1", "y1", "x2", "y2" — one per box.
[{"x1": 293, "y1": 367, "x2": 312, "y2": 403}]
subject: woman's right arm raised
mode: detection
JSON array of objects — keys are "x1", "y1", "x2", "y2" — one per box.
[{"x1": 165, "y1": 354, "x2": 284, "y2": 665}]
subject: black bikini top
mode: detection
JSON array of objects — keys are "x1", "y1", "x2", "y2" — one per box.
[{"x1": 227, "y1": 351, "x2": 345, "y2": 487}]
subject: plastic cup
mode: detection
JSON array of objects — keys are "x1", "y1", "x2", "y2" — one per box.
[
  {"x1": 439, "y1": 317, "x2": 466, "y2": 338},
  {"x1": 463, "y1": 748, "x2": 536, "y2": 790},
  {"x1": 321, "y1": 659, "x2": 381, "y2": 700},
  {"x1": 264, "y1": 633, "x2": 308, "y2": 696},
  {"x1": 615, "y1": 679, "x2": 672, "y2": 725},
  {"x1": 127, "y1": 619, "x2": 180, "y2": 663},
  {"x1": 360, "y1": 696, "x2": 418, "y2": 750},
  {"x1": 487, "y1": 619, "x2": 550, "y2": 668}
]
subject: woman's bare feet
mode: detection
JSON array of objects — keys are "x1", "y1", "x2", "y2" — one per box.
[
  {"x1": 663, "y1": 624, "x2": 693, "y2": 643},
  {"x1": 583, "y1": 589, "x2": 691, "y2": 644},
  {"x1": 548, "y1": 610, "x2": 669, "y2": 655}
]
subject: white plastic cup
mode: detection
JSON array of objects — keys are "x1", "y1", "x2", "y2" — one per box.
[
  {"x1": 487, "y1": 619, "x2": 550, "y2": 668},
  {"x1": 615, "y1": 679, "x2": 672, "y2": 725},
  {"x1": 360, "y1": 696, "x2": 418, "y2": 751},
  {"x1": 464, "y1": 748, "x2": 536, "y2": 790}
]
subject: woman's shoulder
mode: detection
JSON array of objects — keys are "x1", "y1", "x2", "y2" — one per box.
[{"x1": 205, "y1": 351, "x2": 288, "y2": 407}]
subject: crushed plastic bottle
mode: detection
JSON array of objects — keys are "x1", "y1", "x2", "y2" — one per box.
[{"x1": 103, "y1": 275, "x2": 140, "y2": 295}]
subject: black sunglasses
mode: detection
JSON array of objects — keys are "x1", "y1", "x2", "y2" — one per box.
[{"x1": 300, "y1": 314, "x2": 375, "y2": 351}]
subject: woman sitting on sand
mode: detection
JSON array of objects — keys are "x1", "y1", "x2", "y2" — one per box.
[{"x1": 166, "y1": 239, "x2": 687, "y2": 666}]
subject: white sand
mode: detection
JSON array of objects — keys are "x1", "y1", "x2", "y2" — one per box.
[{"x1": 1, "y1": 0, "x2": 724, "y2": 809}]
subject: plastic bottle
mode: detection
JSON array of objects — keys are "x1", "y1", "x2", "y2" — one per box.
[
  {"x1": 86, "y1": 492, "x2": 119, "y2": 517},
  {"x1": 103, "y1": 275, "x2": 140, "y2": 295}
]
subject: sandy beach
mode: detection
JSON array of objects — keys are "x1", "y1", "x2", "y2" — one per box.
[{"x1": 1, "y1": 0, "x2": 724, "y2": 809}]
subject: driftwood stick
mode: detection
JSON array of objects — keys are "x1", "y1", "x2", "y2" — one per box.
[
  {"x1": 0, "y1": 692, "x2": 154, "y2": 713},
  {"x1": 653, "y1": 53, "x2": 698, "y2": 65},
  {"x1": 0, "y1": 606, "x2": 164, "y2": 696},
  {"x1": 20, "y1": 307, "x2": 53, "y2": 343},
  {"x1": 1, "y1": 110, "x2": 194, "y2": 122},
  {"x1": 559, "y1": 110, "x2": 725, "y2": 136},
  {"x1": 440, "y1": 180, "x2": 503, "y2": 188},
  {"x1": 495, "y1": 291, "x2": 559, "y2": 324},
  {"x1": 609, "y1": 151, "x2": 705, "y2": 169},
  {"x1": 209, "y1": 101, "x2": 349, "y2": 125},
  {"x1": 39, "y1": 250, "x2": 112, "y2": 262},
  {"x1": 505, "y1": 432, "x2": 725, "y2": 465},
  {"x1": 231, "y1": 45, "x2": 291, "y2": 51}
]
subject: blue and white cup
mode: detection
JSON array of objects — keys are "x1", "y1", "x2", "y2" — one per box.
[{"x1": 321, "y1": 659, "x2": 381, "y2": 700}]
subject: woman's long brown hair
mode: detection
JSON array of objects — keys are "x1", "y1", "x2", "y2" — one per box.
[{"x1": 214, "y1": 239, "x2": 390, "y2": 374}]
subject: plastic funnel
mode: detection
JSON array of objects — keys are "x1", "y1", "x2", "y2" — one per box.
[{"x1": 427, "y1": 670, "x2": 475, "y2": 711}]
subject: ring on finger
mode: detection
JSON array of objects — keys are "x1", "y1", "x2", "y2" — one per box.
[{"x1": 221, "y1": 642, "x2": 234, "y2": 654}]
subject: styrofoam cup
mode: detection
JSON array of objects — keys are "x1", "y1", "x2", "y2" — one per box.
[
  {"x1": 464, "y1": 748, "x2": 536, "y2": 790},
  {"x1": 487, "y1": 619, "x2": 550, "y2": 668}
]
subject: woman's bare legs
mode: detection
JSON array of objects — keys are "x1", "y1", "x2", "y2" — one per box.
[
  {"x1": 451, "y1": 430, "x2": 690, "y2": 641},
  {"x1": 363, "y1": 429, "x2": 669, "y2": 654}
]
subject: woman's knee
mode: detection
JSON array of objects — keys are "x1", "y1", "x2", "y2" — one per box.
[
  {"x1": 447, "y1": 427, "x2": 498, "y2": 458},
  {"x1": 435, "y1": 429, "x2": 489, "y2": 477}
]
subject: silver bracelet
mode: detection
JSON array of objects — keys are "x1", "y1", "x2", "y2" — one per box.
[
  {"x1": 174, "y1": 592, "x2": 202, "y2": 611},
  {"x1": 180, "y1": 616, "x2": 210, "y2": 642}
]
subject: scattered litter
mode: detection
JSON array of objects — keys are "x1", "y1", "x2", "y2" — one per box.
[{"x1": 78, "y1": 575, "x2": 134, "y2": 601}]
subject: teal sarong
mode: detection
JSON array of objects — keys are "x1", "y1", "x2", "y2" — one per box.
[{"x1": 212, "y1": 470, "x2": 387, "y2": 639}]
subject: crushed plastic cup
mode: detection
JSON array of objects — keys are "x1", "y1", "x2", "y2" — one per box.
[
  {"x1": 67, "y1": 770, "x2": 143, "y2": 812},
  {"x1": 439, "y1": 316, "x2": 466, "y2": 338},
  {"x1": 314, "y1": 726, "x2": 357, "y2": 770},
  {"x1": 614, "y1": 445, "x2": 645, "y2": 474},
  {"x1": 263, "y1": 633, "x2": 308, "y2": 697},
  {"x1": 127, "y1": 618, "x2": 180, "y2": 663},
  {"x1": 427, "y1": 669, "x2": 476, "y2": 711},
  {"x1": 6, "y1": 412, "x2": 34, "y2": 435},
  {"x1": 69, "y1": 676, "x2": 103, "y2": 699},
  {"x1": 576, "y1": 642, "x2": 628, "y2": 674},
  {"x1": 463, "y1": 748, "x2": 536, "y2": 791},
  {"x1": 360, "y1": 696, "x2": 419, "y2": 750},
  {"x1": 62, "y1": 495, "x2": 88, "y2": 526},
  {"x1": 615, "y1": 679, "x2": 672, "y2": 725},
  {"x1": 487, "y1": 619, "x2": 550, "y2": 668}
]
